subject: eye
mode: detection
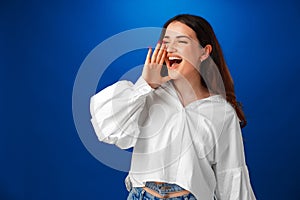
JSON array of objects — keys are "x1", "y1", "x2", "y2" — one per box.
[
  {"x1": 162, "y1": 40, "x2": 169, "y2": 44},
  {"x1": 178, "y1": 40, "x2": 188, "y2": 44}
]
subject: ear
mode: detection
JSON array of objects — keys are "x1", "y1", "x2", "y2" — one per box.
[{"x1": 200, "y1": 44, "x2": 212, "y2": 62}]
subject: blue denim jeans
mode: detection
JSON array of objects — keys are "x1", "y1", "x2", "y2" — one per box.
[{"x1": 127, "y1": 182, "x2": 196, "y2": 200}]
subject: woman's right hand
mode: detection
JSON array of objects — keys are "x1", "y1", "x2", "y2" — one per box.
[{"x1": 142, "y1": 42, "x2": 171, "y2": 89}]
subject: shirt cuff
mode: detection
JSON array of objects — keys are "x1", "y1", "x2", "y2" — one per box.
[{"x1": 133, "y1": 76, "x2": 154, "y2": 98}]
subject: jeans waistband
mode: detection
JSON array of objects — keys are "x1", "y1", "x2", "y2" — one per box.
[{"x1": 145, "y1": 182, "x2": 186, "y2": 196}]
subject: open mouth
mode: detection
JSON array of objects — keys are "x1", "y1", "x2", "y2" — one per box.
[{"x1": 168, "y1": 56, "x2": 183, "y2": 68}]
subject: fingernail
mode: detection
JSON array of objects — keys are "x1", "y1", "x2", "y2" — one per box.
[{"x1": 148, "y1": 46, "x2": 152, "y2": 49}]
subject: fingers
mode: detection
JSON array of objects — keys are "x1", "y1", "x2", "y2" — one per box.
[
  {"x1": 143, "y1": 42, "x2": 169, "y2": 88},
  {"x1": 157, "y1": 43, "x2": 166, "y2": 64},
  {"x1": 151, "y1": 42, "x2": 160, "y2": 63},
  {"x1": 159, "y1": 50, "x2": 166, "y2": 65},
  {"x1": 150, "y1": 42, "x2": 166, "y2": 64},
  {"x1": 145, "y1": 47, "x2": 152, "y2": 64}
]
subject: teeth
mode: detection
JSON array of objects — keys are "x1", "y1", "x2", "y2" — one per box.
[
  {"x1": 168, "y1": 56, "x2": 183, "y2": 67},
  {"x1": 169, "y1": 56, "x2": 182, "y2": 60}
]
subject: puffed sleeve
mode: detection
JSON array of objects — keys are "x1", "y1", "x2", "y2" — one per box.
[
  {"x1": 90, "y1": 77, "x2": 153, "y2": 149},
  {"x1": 213, "y1": 106, "x2": 256, "y2": 200}
]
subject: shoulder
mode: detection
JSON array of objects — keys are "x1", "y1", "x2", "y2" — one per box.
[
  {"x1": 195, "y1": 95, "x2": 240, "y2": 132},
  {"x1": 209, "y1": 95, "x2": 238, "y2": 120}
]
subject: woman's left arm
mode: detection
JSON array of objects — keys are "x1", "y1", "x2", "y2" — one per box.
[{"x1": 213, "y1": 106, "x2": 256, "y2": 200}]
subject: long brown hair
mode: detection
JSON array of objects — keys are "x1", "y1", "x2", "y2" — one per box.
[{"x1": 161, "y1": 14, "x2": 247, "y2": 128}]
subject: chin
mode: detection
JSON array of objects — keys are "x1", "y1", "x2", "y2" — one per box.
[{"x1": 167, "y1": 68, "x2": 183, "y2": 80}]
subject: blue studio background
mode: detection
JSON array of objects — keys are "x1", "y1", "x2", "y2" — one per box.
[{"x1": 1, "y1": 0, "x2": 300, "y2": 199}]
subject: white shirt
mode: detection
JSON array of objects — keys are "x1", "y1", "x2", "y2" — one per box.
[{"x1": 90, "y1": 77, "x2": 256, "y2": 200}]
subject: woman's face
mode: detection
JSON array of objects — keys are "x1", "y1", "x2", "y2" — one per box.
[{"x1": 163, "y1": 21, "x2": 203, "y2": 80}]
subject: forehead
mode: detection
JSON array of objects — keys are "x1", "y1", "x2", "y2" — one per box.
[{"x1": 164, "y1": 21, "x2": 198, "y2": 41}]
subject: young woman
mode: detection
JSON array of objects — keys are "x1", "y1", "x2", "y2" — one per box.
[{"x1": 90, "y1": 14, "x2": 256, "y2": 200}]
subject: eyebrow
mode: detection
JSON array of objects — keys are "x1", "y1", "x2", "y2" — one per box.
[{"x1": 163, "y1": 35, "x2": 192, "y2": 40}]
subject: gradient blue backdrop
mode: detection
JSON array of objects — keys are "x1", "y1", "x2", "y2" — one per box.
[{"x1": 1, "y1": 0, "x2": 300, "y2": 199}]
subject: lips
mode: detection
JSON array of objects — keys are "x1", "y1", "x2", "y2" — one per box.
[{"x1": 168, "y1": 56, "x2": 183, "y2": 68}]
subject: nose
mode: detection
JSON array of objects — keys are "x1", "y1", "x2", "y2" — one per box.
[{"x1": 166, "y1": 41, "x2": 177, "y2": 53}]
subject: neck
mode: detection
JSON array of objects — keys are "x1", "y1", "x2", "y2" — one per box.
[{"x1": 172, "y1": 73, "x2": 210, "y2": 107}]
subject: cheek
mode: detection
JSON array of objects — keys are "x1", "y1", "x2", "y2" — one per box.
[
  {"x1": 184, "y1": 51, "x2": 200, "y2": 68},
  {"x1": 181, "y1": 48, "x2": 201, "y2": 67},
  {"x1": 182, "y1": 61, "x2": 199, "y2": 74}
]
